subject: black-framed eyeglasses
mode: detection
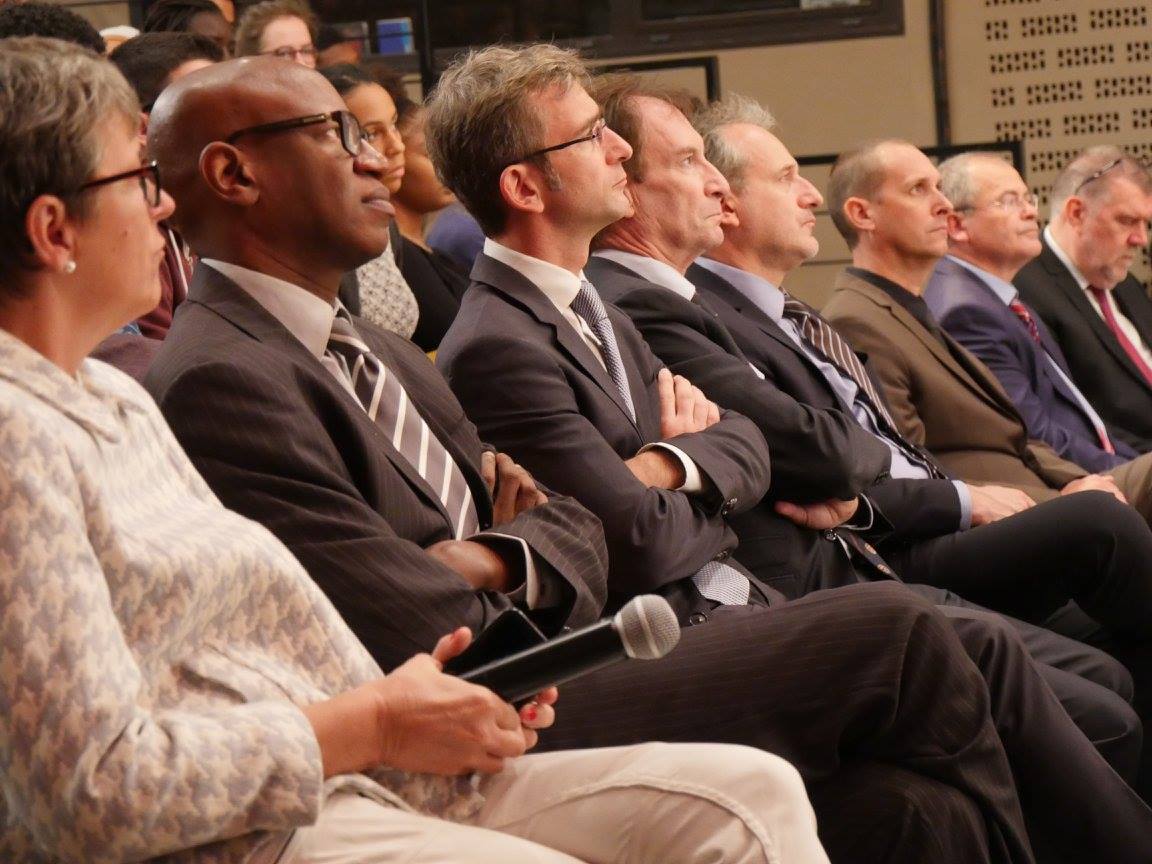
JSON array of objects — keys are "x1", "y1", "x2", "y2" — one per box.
[
  {"x1": 512, "y1": 118, "x2": 608, "y2": 166},
  {"x1": 225, "y1": 110, "x2": 364, "y2": 157},
  {"x1": 78, "y1": 160, "x2": 162, "y2": 207}
]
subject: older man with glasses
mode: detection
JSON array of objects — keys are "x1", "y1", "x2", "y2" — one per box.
[{"x1": 1013, "y1": 148, "x2": 1152, "y2": 453}]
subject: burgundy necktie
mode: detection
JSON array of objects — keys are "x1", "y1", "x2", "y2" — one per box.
[
  {"x1": 1008, "y1": 299, "x2": 1041, "y2": 345},
  {"x1": 1088, "y1": 286, "x2": 1152, "y2": 387}
]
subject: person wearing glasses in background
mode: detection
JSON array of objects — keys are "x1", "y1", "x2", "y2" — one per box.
[
  {"x1": 925, "y1": 153, "x2": 1152, "y2": 479},
  {"x1": 1013, "y1": 148, "x2": 1152, "y2": 454},
  {"x1": 320, "y1": 63, "x2": 422, "y2": 342},
  {"x1": 0, "y1": 40, "x2": 828, "y2": 864},
  {"x1": 234, "y1": 0, "x2": 317, "y2": 68}
]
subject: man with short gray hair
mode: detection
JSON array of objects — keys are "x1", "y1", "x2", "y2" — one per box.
[
  {"x1": 1015, "y1": 148, "x2": 1152, "y2": 452},
  {"x1": 925, "y1": 152, "x2": 1149, "y2": 477}
]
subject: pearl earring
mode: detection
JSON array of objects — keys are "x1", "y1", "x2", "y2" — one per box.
[{"x1": 63, "y1": 260, "x2": 76, "y2": 274}]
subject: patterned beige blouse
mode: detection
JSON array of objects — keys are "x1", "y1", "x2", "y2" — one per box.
[{"x1": 0, "y1": 330, "x2": 479, "y2": 863}]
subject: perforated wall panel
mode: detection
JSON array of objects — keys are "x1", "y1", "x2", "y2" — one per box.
[{"x1": 946, "y1": 0, "x2": 1151, "y2": 288}]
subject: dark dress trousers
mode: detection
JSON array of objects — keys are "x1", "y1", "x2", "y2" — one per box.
[
  {"x1": 437, "y1": 252, "x2": 1152, "y2": 862},
  {"x1": 590, "y1": 255, "x2": 1140, "y2": 773},
  {"x1": 149, "y1": 263, "x2": 1043, "y2": 864},
  {"x1": 1016, "y1": 239, "x2": 1152, "y2": 453},
  {"x1": 927, "y1": 255, "x2": 1138, "y2": 473}
]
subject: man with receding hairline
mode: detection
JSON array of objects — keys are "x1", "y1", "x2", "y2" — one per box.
[
  {"x1": 142, "y1": 55, "x2": 838, "y2": 863},
  {"x1": 1015, "y1": 147, "x2": 1152, "y2": 452}
]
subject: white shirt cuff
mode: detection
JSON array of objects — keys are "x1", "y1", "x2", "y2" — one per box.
[{"x1": 638, "y1": 442, "x2": 704, "y2": 493}]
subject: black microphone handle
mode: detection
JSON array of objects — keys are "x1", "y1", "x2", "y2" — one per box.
[{"x1": 459, "y1": 618, "x2": 625, "y2": 704}]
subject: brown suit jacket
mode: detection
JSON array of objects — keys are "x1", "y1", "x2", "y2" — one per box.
[{"x1": 822, "y1": 267, "x2": 1086, "y2": 500}]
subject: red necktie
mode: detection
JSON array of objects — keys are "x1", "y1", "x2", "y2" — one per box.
[
  {"x1": 1015, "y1": 295, "x2": 1115, "y2": 454},
  {"x1": 1008, "y1": 299, "x2": 1041, "y2": 345},
  {"x1": 1088, "y1": 286, "x2": 1152, "y2": 387}
]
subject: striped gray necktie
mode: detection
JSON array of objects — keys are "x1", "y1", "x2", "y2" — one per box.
[
  {"x1": 781, "y1": 294, "x2": 945, "y2": 479},
  {"x1": 327, "y1": 308, "x2": 479, "y2": 539},
  {"x1": 571, "y1": 281, "x2": 636, "y2": 421}
]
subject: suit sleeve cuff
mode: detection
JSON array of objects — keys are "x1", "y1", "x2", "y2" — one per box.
[
  {"x1": 473, "y1": 532, "x2": 559, "y2": 608},
  {"x1": 953, "y1": 481, "x2": 973, "y2": 531},
  {"x1": 839, "y1": 495, "x2": 875, "y2": 531},
  {"x1": 638, "y1": 442, "x2": 704, "y2": 493}
]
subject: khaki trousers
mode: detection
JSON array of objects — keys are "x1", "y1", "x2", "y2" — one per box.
[{"x1": 276, "y1": 743, "x2": 828, "y2": 864}]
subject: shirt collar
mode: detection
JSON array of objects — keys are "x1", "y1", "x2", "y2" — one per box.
[
  {"x1": 483, "y1": 237, "x2": 584, "y2": 310},
  {"x1": 202, "y1": 259, "x2": 337, "y2": 359},
  {"x1": 946, "y1": 255, "x2": 1018, "y2": 305},
  {"x1": 849, "y1": 265, "x2": 942, "y2": 335},
  {"x1": 694, "y1": 257, "x2": 785, "y2": 322},
  {"x1": 1043, "y1": 225, "x2": 1090, "y2": 290},
  {"x1": 593, "y1": 249, "x2": 698, "y2": 301}
]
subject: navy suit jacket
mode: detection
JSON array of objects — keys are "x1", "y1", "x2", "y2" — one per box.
[
  {"x1": 927, "y1": 256, "x2": 1136, "y2": 473},
  {"x1": 1015, "y1": 239, "x2": 1152, "y2": 452}
]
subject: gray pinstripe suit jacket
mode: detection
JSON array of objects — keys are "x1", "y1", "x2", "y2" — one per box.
[{"x1": 145, "y1": 264, "x2": 608, "y2": 671}]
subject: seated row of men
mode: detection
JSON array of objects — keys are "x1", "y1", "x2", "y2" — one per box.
[
  {"x1": 116, "y1": 36, "x2": 1152, "y2": 861},
  {"x1": 4, "y1": 13, "x2": 1151, "y2": 859}
]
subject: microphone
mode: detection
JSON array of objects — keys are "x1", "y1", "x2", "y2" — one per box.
[{"x1": 460, "y1": 595, "x2": 681, "y2": 703}]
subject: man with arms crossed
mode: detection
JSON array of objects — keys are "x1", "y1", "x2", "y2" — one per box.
[{"x1": 431, "y1": 46, "x2": 1152, "y2": 862}]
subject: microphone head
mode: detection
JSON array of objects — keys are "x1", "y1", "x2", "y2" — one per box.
[{"x1": 613, "y1": 595, "x2": 681, "y2": 660}]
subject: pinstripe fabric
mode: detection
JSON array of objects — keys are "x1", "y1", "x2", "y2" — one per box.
[
  {"x1": 570, "y1": 281, "x2": 636, "y2": 421},
  {"x1": 145, "y1": 266, "x2": 608, "y2": 671},
  {"x1": 781, "y1": 294, "x2": 946, "y2": 480},
  {"x1": 327, "y1": 308, "x2": 478, "y2": 539}
]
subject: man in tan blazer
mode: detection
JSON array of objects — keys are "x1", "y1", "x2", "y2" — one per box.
[{"x1": 820, "y1": 140, "x2": 1152, "y2": 522}]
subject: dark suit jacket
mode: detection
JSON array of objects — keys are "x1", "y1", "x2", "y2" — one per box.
[
  {"x1": 683, "y1": 260, "x2": 965, "y2": 544},
  {"x1": 1016, "y1": 239, "x2": 1152, "y2": 452},
  {"x1": 583, "y1": 255, "x2": 903, "y2": 597},
  {"x1": 823, "y1": 267, "x2": 1087, "y2": 501},
  {"x1": 927, "y1": 256, "x2": 1136, "y2": 473},
  {"x1": 436, "y1": 253, "x2": 775, "y2": 617},
  {"x1": 145, "y1": 264, "x2": 608, "y2": 670}
]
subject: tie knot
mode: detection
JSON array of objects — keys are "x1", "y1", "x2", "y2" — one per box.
[
  {"x1": 780, "y1": 294, "x2": 808, "y2": 322},
  {"x1": 327, "y1": 305, "x2": 370, "y2": 355},
  {"x1": 572, "y1": 280, "x2": 609, "y2": 324}
]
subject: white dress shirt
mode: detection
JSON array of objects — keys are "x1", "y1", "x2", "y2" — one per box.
[
  {"x1": 1044, "y1": 226, "x2": 1152, "y2": 369},
  {"x1": 483, "y1": 239, "x2": 703, "y2": 493}
]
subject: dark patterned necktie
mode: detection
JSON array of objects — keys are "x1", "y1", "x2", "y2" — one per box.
[
  {"x1": 327, "y1": 308, "x2": 479, "y2": 538},
  {"x1": 570, "y1": 281, "x2": 636, "y2": 421},
  {"x1": 781, "y1": 294, "x2": 946, "y2": 479}
]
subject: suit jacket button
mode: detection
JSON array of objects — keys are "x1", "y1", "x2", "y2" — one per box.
[
  {"x1": 688, "y1": 612, "x2": 708, "y2": 626},
  {"x1": 721, "y1": 497, "x2": 738, "y2": 515},
  {"x1": 823, "y1": 529, "x2": 838, "y2": 541}
]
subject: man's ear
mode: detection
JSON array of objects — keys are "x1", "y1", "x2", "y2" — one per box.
[
  {"x1": 1062, "y1": 195, "x2": 1087, "y2": 230},
  {"x1": 199, "y1": 142, "x2": 259, "y2": 205},
  {"x1": 497, "y1": 163, "x2": 546, "y2": 216},
  {"x1": 842, "y1": 195, "x2": 874, "y2": 237},
  {"x1": 946, "y1": 210, "x2": 968, "y2": 244},
  {"x1": 22, "y1": 194, "x2": 77, "y2": 274},
  {"x1": 718, "y1": 192, "x2": 740, "y2": 229}
]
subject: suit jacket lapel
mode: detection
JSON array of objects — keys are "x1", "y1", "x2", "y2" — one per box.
[
  {"x1": 1115, "y1": 279, "x2": 1152, "y2": 352},
  {"x1": 842, "y1": 273, "x2": 1020, "y2": 419},
  {"x1": 1039, "y1": 240, "x2": 1149, "y2": 382},
  {"x1": 472, "y1": 253, "x2": 643, "y2": 436},
  {"x1": 692, "y1": 266, "x2": 854, "y2": 412},
  {"x1": 191, "y1": 265, "x2": 461, "y2": 531}
]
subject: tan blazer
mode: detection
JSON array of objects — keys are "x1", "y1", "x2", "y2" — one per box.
[{"x1": 822, "y1": 268, "x2": 1086, "y2": 501}]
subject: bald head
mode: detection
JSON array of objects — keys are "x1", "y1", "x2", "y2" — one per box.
[{"x1": 148, "y1": 55, "x2": 391, "y2": 291}]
